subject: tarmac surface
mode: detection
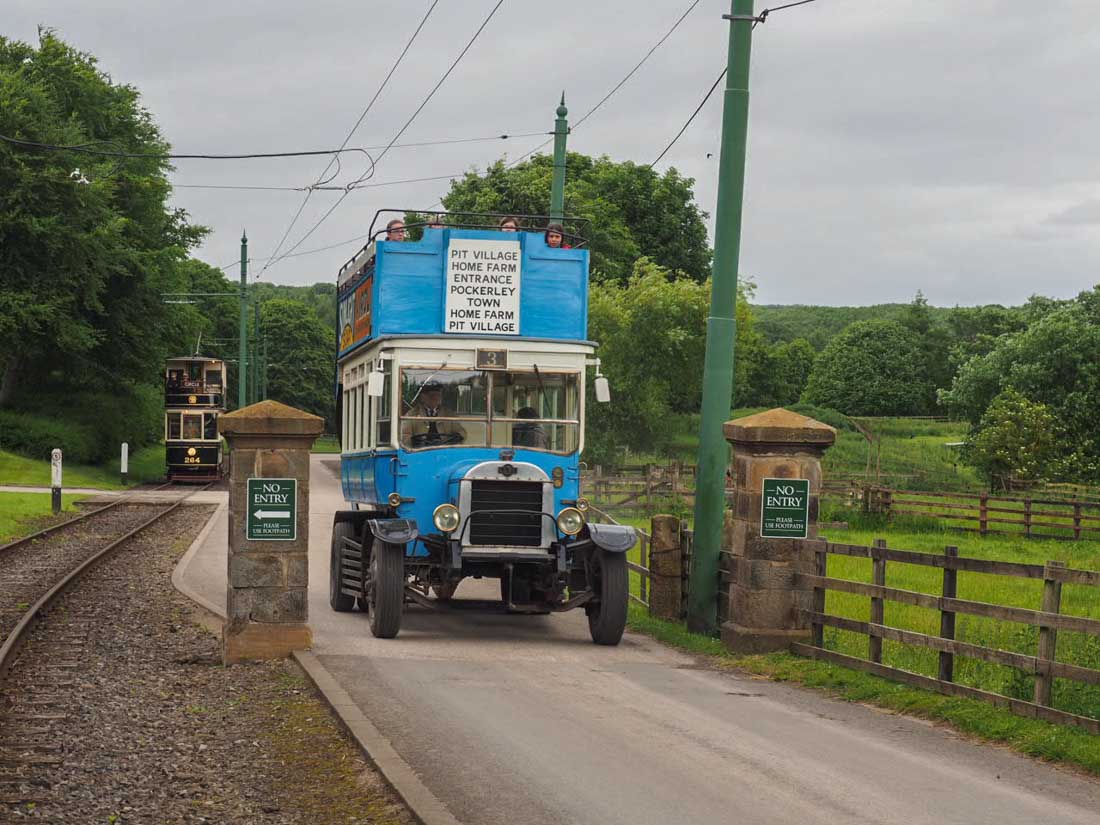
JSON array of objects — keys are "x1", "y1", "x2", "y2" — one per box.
[{"x1": 176, "y1": 455, "x2": 1100, "y2": 825}]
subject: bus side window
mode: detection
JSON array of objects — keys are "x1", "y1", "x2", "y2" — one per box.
[{"x1": 375, "y1": 360, "x2": 392, "y2": 446}]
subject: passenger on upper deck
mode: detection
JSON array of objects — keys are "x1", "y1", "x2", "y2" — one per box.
[
  {"x1": 498, "y1": 216, "x2": 520, "y2": 232},
  {"x1": 400, "y1": 380, "x2": 467, "y2": 446},
  {"x1": 386, "y1": 218, "x2": 407, "y2": 241},
  {"x1": 544, "y1": 223, "x2": 571, "y2": 249}
]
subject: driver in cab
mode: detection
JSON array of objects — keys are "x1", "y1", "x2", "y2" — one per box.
[{"x1": 401, "y1": 380, "x2": 466, "y2": 446}]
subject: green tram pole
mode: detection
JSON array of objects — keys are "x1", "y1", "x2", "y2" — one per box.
[
  {"x1": 550, "y1": 94, "x2": 568, "y2": 220},
  {"x1": 688, "y1": 0, "x2": 755, "y2": 634},
  {"x1": 238, "y1": 231, "x2": 249, "y2": 409},
  {"x1": 251, "y1": 290, "x2": 260, "y2": 405}
]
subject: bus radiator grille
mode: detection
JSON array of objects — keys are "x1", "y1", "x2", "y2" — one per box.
[{"x1": 468, "y1": 480, "x2": 543, "y2": 547}]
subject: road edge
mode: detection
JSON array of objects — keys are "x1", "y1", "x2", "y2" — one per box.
[
  {"x1": 171, "y1": 500, "x2": 227, "y2": 618},
  {"x1": 171, "y1": 503, "x2": 462, "y2": 825},
  {"x1": 293, "y1": 650, "x2": 463, "y2": 825}
]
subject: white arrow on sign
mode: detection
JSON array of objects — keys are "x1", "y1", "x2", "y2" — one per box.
[{"x1": 254, "y1": 509, "x2": 291, "y2": 519}]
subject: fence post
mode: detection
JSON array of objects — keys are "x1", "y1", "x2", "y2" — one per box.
[
  {"x1": 1034, "y1": 560, "x2": 1065, "y2": 707},
  {"x1": 1024, "y1": 496, "x2": 1033, "y2": 538},
  {"x1": 1073, "y1": 502, "x2": 1082, "y2": 540},
  {"x1": 649, "y1": 515, "x2": 680, "y2": 620},
  {"x1": 679, "y1": 518, "x2": 692, "y2": 619},
  {"x1": 938, "y1": 545, "x2": 959, "y2": 682},
  {"x1": 812, "y1": 547, "x2": 826, "y2": 648},
  {"x1": 979, "y1": 492, "x2": 988, "y2": 536},
  {"x1": 869, "y1": 538, "x2": 887, "y2": 664}
]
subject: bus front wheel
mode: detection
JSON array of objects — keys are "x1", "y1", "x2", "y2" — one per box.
[
  {"x1": 586, "y1": 550, "x2": 628, "y2": 646},
  {"x1": 367, "y1": 540, "x2": 405, "y2": 639}
]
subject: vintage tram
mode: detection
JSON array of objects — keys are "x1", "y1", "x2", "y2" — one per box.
[
  {"x1": 329, "y1": 211, "x2": 636, "y2": 643},
  {"x1": 164, "y1": 355, "x2": 226, "y2": 481}
]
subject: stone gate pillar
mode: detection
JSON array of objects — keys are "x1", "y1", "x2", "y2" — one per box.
[
  {"x1": 218, "y1": 400, "x2": 324, "y2": 664},
  {"x1": 720, "y1": 409, "x2": 835, "y2": 653}
]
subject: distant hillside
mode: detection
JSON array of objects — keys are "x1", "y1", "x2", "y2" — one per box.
[
  {"x1": 752, "y1": 303, "x2": 953, "y2": 349},
  {"x1": 253, "y1": 282, "x2": 337, "y2": 332}
]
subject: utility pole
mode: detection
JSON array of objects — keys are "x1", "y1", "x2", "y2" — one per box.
[
  {"x1": 688, "y1": 0, "x2": 755, "y2": 634},
  {"x1": 550, "y1": 94, "x2": 568, "y2": 220},
  {"x1": 251, "y1": 291, "x2": 260, "y2": 406},
  {"x1": 261, "y1": 336, "x2": 268, "y2": 400},
  {"x1": 238, "y1": 231, "x2": 249, "y2": 409}
]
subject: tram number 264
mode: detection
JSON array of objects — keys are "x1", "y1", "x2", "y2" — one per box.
[{"x1": 184, "y1": 456, "x2": 203, "y2": 464}]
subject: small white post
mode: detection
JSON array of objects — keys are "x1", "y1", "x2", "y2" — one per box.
[
  {"x1": 51, "y1": 448, "x2": 63, "y2": 515},
  {"x1": 120, "y1": 442, "x2": 129, "y2": 486}
]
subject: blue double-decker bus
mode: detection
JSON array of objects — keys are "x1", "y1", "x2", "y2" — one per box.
[{"x1": 329, "y1": 211, "x2": 635, "y2": 643}]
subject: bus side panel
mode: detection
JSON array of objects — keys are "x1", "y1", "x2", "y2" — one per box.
[{"x1": 375, "y1": 235, "x2": 444, "y2": 338}]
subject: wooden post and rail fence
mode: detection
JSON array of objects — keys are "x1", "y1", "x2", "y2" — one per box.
[{"x1": 585, "y1": 408, "x2": 1100, "y2": 734}]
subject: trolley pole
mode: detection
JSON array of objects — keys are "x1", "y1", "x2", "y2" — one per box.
[
  {"x1": 550, "y1": 94, "x2": 568, "y2": 220},
  {"x1": 238, "y1": 231, "x2": 249, "y2": 409},
  {"x1": 688, "y1": 0, "x2": 755, "y2": 634}
]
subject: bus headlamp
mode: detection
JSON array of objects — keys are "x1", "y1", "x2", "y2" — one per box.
[
  {"x1": 556, "y1": 507, "x2": 585, "y2": 536},
  {"x1": 433, "y1": 503, "x2": 461, "y2": 534},
  {"x1": 576, "y1": 497, "x2": 590, "y2": 512}
]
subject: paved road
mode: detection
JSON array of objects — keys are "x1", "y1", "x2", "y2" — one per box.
[{"x1": 185, "y1": 457, "x2": 1100, "y2": 825}]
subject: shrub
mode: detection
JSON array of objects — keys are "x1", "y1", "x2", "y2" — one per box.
[{"x1": 0, "y1": 410, "x2": 98, "y2": 464}]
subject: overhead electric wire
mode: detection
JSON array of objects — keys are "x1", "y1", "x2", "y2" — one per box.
[
  {"x1": 503, "y1": 0, "x2": 701, "y2": 171},
  {"x1": 261, "y1": 0, "x2": 442, "y2": 277},
  {"x1": 263, "y1": 0, "x2": 508, "y2": 274},
  {"x1": 645, "y1": 0, "x2": 820, "y2": 169},
  {"x1": 0, "y1": 134, "x2": 376, "y2": 163}
]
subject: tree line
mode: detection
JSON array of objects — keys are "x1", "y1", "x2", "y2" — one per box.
[{"x1": 3, "y1": 32, "x2": 1095, "y2": 489}]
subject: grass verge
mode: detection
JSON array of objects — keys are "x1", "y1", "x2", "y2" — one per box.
[
  {"x1": 311, "y1": 435, "x2": 342, "y2": 454},
  {"x1": 0, "y1": 491, "x2": 88, "y2": 542},
  {"x1": 0, "y1": 445, "x2": 165, "y2": 489},
  {"x1": 626, "y1": 603, "x2": 1100, "y2": 776}
]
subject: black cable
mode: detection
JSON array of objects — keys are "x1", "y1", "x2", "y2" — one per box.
[
  {"x1": 264, "y1": 0, "x2": 508, "y2": 273},
  {"x1": 0, "y1": 134, "x2": 376, "y2": 163},
  {"x1": 647, "y1": 68, "x2": 725, "y2": 168},
  {"x1": 646, "y1": 0, "x2": 820, "y2": 169},
  {"x1": 262, "y1": 0, "x2": 442, "y2": 276},
  {"x1": 504, "y1": 0, "x2": 701, "y2": 171}
]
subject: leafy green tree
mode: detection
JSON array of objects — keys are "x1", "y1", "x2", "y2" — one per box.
[
  {"x1": 770, "y1": 338, "x2": 817, "y2": 405},
  {"x1": 0, "y1": 31, "x2": 204, "y2": 407},
  {"x1": 437, "y1": 153, "x2": 711, "y2": 284},
  {"x1": 963, "y1": 388, "x2": 1058, "y2": 489},
  {"x1": 260, "y1": 299, "x2": 336, "y2": 429},
  {"x1": 899, "y1": 291, "x2": 954, "y2": 407},
  {"x1": 801, "y1": 320, "x2": 929, "y2": 415},
  {"x1": 942, "y1": 286, "x2": 1100, "y2": 480}
]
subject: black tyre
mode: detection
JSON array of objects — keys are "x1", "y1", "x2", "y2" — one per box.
[
  {"x1": 368, "y1": 540, "x2": 406, "y2": 639},
  {"x1": 329, "y1": 521, "x2": 358, "y2": 612},
  {"x1": 587, "y1": 550, "x2": 628, "y2": 646}
]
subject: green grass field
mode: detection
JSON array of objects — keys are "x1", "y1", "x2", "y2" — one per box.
[
  {"x1": 0, "y1": 446, "x2": 166, "y2": 490},
  {"x1": 311, "y1": 435, "x2": 342, "y2": 454},
  {"x1": 0, "y1": 492, "x2": 88, "y2": 543}
]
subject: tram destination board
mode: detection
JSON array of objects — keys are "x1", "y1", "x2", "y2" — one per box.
[
  {"x1": 445, "y1": 238, "x2": 521, "y2": 335},
  {"x1": 760, "y1": 478, "x2": 810, "y2": 539},
  {"x1": 247, "y1": 478, "x2": 297, "y2": 541}
]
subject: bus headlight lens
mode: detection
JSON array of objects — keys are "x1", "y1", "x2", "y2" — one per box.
[
  {"x1": 433, "y1": 504, "x2": 460, "y2": 534},
  {"x1": 557, "y1": 507, "x2": 585, "y2": 536}
]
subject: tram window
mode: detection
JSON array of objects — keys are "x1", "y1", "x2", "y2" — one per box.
[
  {"x1": 205, "y1": 369, "x2": 222, "y2": 387},
  {"x1": 203, "y1": 413, "x2": 217, "y2": 440},
  {"x1": 188, "y1": 362, "x2": 202, "y2": 381},
  {"x1": 182, "y1": 414, "x2": 203, "y2": 440},
  {"x1": 375, "y1": 360, "x2": 392, "y2": 447},
  {"x1": 166, "y1": 413, "x2": 182, "y2": 440}
]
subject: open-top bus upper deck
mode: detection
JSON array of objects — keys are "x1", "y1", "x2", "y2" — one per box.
[{"x1": 337, "y1": 213, "x2": 591, "y2": 362}]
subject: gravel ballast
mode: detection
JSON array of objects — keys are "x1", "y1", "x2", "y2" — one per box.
[{"x1": 1, "y1": 505, "x2": 413, "y2": 824}]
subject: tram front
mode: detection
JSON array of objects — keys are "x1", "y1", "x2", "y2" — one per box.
[{"x1": 330, "y1": 212, "x2": 635, "y2": 643}]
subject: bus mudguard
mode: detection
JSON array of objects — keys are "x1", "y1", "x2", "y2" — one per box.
[
  {"x1": 367, "y1": 518, "x2": 419, "y2": 546},
  {"x1": 585, "y1": 523, "x2": 636, "y2": 554}
]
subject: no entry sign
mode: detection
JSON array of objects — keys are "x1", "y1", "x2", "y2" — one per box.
[
  {"x1": 247, "y1": 478, "x2": 297, "y2": 541},
  {"x1": 760, "y1": 478, "x2": 810, "y2": 539}
]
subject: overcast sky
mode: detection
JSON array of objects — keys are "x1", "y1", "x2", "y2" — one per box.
[{"x1": 9, "y1": 1, "x2": 1100, "y2": 305}]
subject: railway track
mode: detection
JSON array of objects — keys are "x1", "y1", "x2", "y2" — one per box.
[{"x1": 0, "y1": 483, "x2": 211, "y2": 808}]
